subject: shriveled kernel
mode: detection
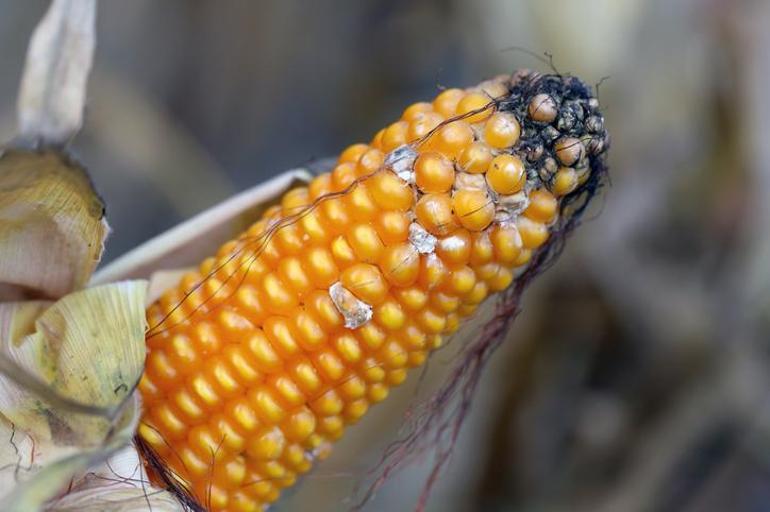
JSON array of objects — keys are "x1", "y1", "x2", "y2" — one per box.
[
  {"x1": 528, "y1": 93, "x2": 558, "y2": 123},
  {"x1": 484, "y1": 112, "x2": 521, "y2": 149},
  {"x1": 415, "y1": 194, "x2": 458, "y2": 236},
  {"x1": 414, "y1": 152, "x2": 455, "y2": 193},
  {"x1": 453, "y1": 189, "x2": 495, "y2": 231},
  {"x1": 487, "y1": 154, "x2": 526, "y2": 195},
  {"x1": 458, "y1": 142, "x2": 494, "y2": 174},
  {"x1": 554, "y1": 137, "x2": 585, "y2": 166}
]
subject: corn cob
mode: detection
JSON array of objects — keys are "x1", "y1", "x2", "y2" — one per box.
[{"x1": 137, "y1": 70, "x2": 609, "y2": 512}]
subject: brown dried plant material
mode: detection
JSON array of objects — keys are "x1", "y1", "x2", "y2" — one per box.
[{"x1": 0, "y1": 150, "x2": 108, "y2": 300}]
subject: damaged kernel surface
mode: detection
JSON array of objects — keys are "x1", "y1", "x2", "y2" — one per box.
[{"x1": 139, "y1": 71, "x2": 608, "y2": 512}]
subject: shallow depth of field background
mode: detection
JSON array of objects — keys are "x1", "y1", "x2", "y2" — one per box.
[{"x1": 2, "y1": 1, "x2": 769, "y2": 511}]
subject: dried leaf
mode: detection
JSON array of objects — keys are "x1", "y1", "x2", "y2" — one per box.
[
  {"x1": 0, "y1": 396, "x2": 154, "y2": 512},
  {"x1": 0, "y1": 281, "x2": 147, "y2": 445},
  {"x1": 17, "y1": 0, "x2": 96, "y2": 144},
  {"x1": 0, "y1": 150, "x2": 108, "y2": 300},
  {"x1": 92, "y1": 168, "x2": 312, "y2": 284}
]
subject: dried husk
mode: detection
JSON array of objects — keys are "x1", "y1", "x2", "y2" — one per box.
[{"x1": 0, "y1": 150, "x2": 108, "y2": 300}]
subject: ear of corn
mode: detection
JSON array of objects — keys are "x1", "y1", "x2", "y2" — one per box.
[{"x1": 137, "y1": 70, "x2": 609, "y2": 512}]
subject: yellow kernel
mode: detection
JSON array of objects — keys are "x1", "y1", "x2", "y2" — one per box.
[
  {"x1": 516, "y1": 216, "x2": 550, "y2": 249},
  {"x1": 487, "y1": 154, "x2": 526, "y2": 195},
  {"x1": 418, "y1": 308, "x2": 447, "y2": 334},
  {"x1": 348, "y1": 224, "x2": 385, "y2": 263},
  {"x1": 180, "y1": 447, "x2": 210, "y2": 478},
  {"x1": 321, "y1": 197, "x2": 351, "y2": 231},
  {"x1": 380, "y1": 243, "x2": 420, "y2": 287},
  {"x1": 525, "y1": 188, "x2": 558, "y2": 223},
  {"x1": 306, "y1": 291, "x2": 343, "y2": 330},
  {"x1": 285, "y1": 407, "x2": 317, "y2": 442},
  {"x1": 456, "y1": 92, "x2": 494, "y2": 124},
  {"x1": 369, "y1": 170, "x2": 414, "y2": 211},
  {"x1": 261, "y1": 273, "x2": 298, "y2": 314},
  {"x1": 433, "y1": 88, "x2": 464, "y2": 116},
  {"x1": 225, "y1": 398, "x2": 259, "y2": 432},
  {"x1": 314, "y1": 350, "x2": 346, "y2": 381},
  {"x1": 331, "y1": 235, "x2": 357, "y2": 268},
  {"x1": 488, "y1": 266, "x2": 514, "y2": 291},
  {"x1": 250, "y1": 388, "x2": 286, "y2": 423},
  {"x1": 173, "y1": 388, "x2": 204, "y2": 420},
  {"x1": 458, "y1": 141, "x2": 494, "y2": 174},
  {"x1": 402, "y1": 101, "x2": 433, "y2": 121},
  {"x1": 361, "y1": 358, "x2": 386, "y2": 383},
  {"x1": 394, "y1": 287, "x2": 428, "y2": 311},
  {"x1": 214, "y1": 455, "x2": 247, "y2": 487},
  {"x1": 147, "y1": 350, "x2": 178, "y2": 382},
  {"x1": 209, "y1": 358, "x2": 241, "y2": 396},
  {"x1": 374, "y1": 299, "x2": 406, "y2": 330},
  {"x1": 138, "y1": 422, "x2": 167, "y2": 453},
  {"x1": 191, "y1": 374, "x2": 220, "y2": 407},
  {"x1": 294, "y1": 309, "x2": 327, "y2": 351},
  {"x1": 246, "y1": 329, "x2": 281, "y2": 372},
  {"x1": 484, "y1": 112, "x2": 520, "y2": 148},
  {"x1": 414, "y1": 152, "x2": 455, "y2": 193},
  {"x1": 407, "y1": 111, "x2": 444, "y2": 141},
  {"x1": 269, "y1": 375, "x2": 305, "y2": 406},
  {"x1": 453, "y1": 189, "x2": 494, "y2": 231},
  {"x1": 211, "y1": 413, "x2": 246, "y2": 451},
  {"x1": 290, "y1": 358, "x2": 322, "y2": 394},
  {"x1": 466, "y1": 280, "x2": 489, "y2": 304},
  {"x1": 448, "y1": 266, "x2": 477, "y2": 295},
  {"x1": 445, "y1": 312, "x2": 461, "y2": 333},
  {"x1": 355, "y1": 147, "x2": 385, "y2": 178},
  {"x1": 278, "y1": 258, "x2": 312, "y2": 297},
  {"x1": 431, "y1": 292, "x2": 460, "y2": 313},
  {"x1": 344, "y1": 399, "x2": 369, "y2": 423},
  {"x1": 340, "y1": 193, "x2": 374, "y2": 230},
  {"x1": 408, "y1": 351, "x2": 428, "y2": 367},
  {"x1": 387, "y1": 368, "x2": 408, "y2": 386},
  {"x1": 339, "y1": 375, "x2": 366, "y2": 399},
  {"x1": 339, "y1": 143, "x2": 369, "y2": 164},
  {"x1": 415, "y1": 193, "x2": 457, "y2": 236},
  {"x1": 400, "y1": 323, "x2": 427, "y2": 350},
  {"x1": 375, "y1": 210, "x2": 410, "y2": 244},
  {"x1": 425, "y1": 120, "x2": 474, "y2": 158},
  {"x1": 470, "y1": 232, "x2": 494, "y2": 265},
  {"x1": 419, "y1": 253, "x2": 448, "y2": 290},
  {"x1": 340, "y1": 263, "x2": 388, "y2": 306},
  {"x1": 381, "y1": 121, "x2": 408, "y2": 152},
  {"x1": 189, "y1": 425, "x2": 226, "y2": 460},
  {"x1": 436, "y1": 229, "x2": 472, "y2": 267},
  {"x1": 491, "y1": 225, "x2": 523, "y2": 264},
  {"x1": 263, "y1": 316, "x2": 300, "y2": 357},
  {"x1": 310, "y1": 389, "x2": 344, "y2": 416},
  {"x1": 552, "y1": 167, "x2": 578, "y2": 196},
  {"x1": 514, "y1": 248, "x2": 532, "y2": 267},
  {"x1": 357, "y1": 322, "x2": 386, "y2": 350},
  {"x1": 151, "y1": 404, "x2": 186, "y2": 439},
  {"x1": 331, "y1": 162, "x2": 357, "y2": 191},
  {"x1": 368, "y1": 383, "x2": 389, "y2": 403},
  {"x1": 333, "y1": 333, "x2": 362, "y2": 363},
  {"x1": 247, "y1": 427, "x2": 286, "y2": 460}
]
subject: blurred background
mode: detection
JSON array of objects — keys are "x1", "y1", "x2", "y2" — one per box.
[{"x1": 2, "y1": 1, "x2": 770, "y2": 511}]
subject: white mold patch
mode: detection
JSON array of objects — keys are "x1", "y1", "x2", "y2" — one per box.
[
  {"x1": 408, "y1": 222, "x2": 437, "y2": 254},
  {"x1": 385, "y1": 144, "x2": 418, "y2": 183},
  {"x1": 329, "y1": 282, "x2": 372, "y2": 329}
]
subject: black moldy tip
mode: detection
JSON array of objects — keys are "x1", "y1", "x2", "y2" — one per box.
[{"x1": 495, "y1": 71, "x2": 610, "y2": 197}]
